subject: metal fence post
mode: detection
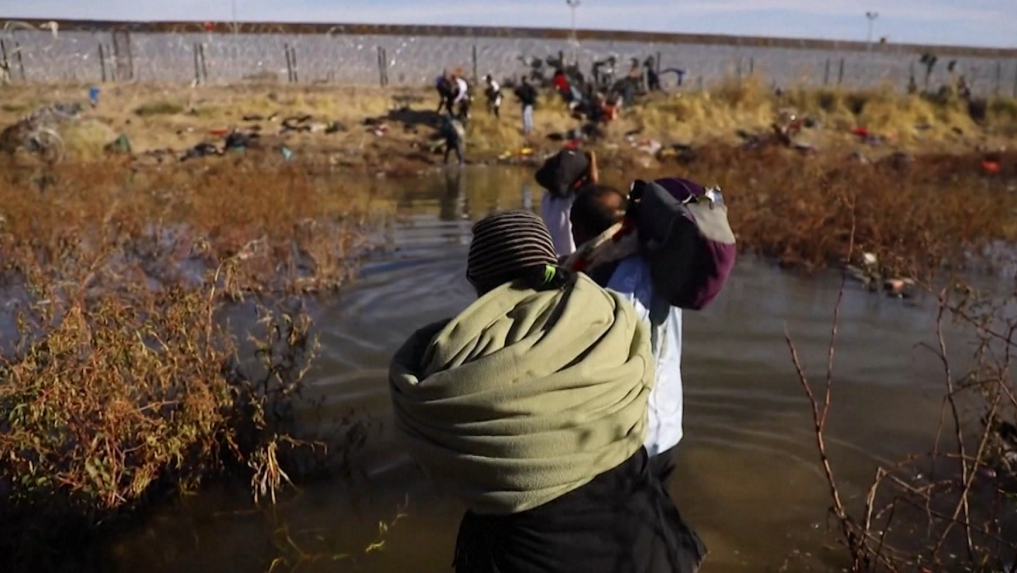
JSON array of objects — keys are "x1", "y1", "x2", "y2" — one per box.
[
  {"x1": 1, "y1": 40, "x2": 9, "y2": 79},
  {"x1": 823, "y1": 58, "x2": 830, "y2": 85},
  {"x1": 285, "y1": 43, "x2": 293, "y2": 83},
  {"x1": 995, "y1": 60, "x2": 1002, "y2": 96},
  {"x1": 837, "y1": 58, "x2": 845, "y2": 86},
  {"x1": 472, "y1": 44, "x2": 478, "y2": 85},
  {"x1": 192, "y1": 43, "x2": 201, "y2": 84},
  {"x1": 199, "y1": 44, "x2": 208, "y2": 83},
  {"x1": 112, "y1": 30, "x2": 133, "y2": 81},
  {"x1": 99, "y1": 43, "x2": 108, "y2": 82},
  {"x1": 749, "y1": 57, "x2": 754, "y2": 75},
  {"x1": 14, "y1": 41, "x2": 25, "y2": 81},
  {"x1": 290, "y1": 45, "x2": 299, "y2": 83},
  {"x1": 377, "y1": 46, "x2": 389, "y2": 86}
]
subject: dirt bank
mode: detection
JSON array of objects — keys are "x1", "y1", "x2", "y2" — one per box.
[{"x1": 1, "y1": 82, "x2": 1015, "y2": 178}]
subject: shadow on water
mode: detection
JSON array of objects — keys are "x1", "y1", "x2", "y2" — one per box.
[{"x1": 106, "y1": 167, "x2": 967, "y2": 573}]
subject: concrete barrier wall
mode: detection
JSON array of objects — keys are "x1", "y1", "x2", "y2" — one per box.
[{"x1": 2, "y1": 20, "x2": 1016, "y2": 95}]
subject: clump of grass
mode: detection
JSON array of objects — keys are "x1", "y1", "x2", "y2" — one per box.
[
  {"x1": 988, "y1": 97, "x2": 1017, "y2": 130},
  {"x1": 712, "y1": 76, "x2": 769, "y2": 109},
  {"x1": 62, "y1": 119, "x2": 118, "y2": 160},
  {"x1": 468, "y1": 111, "x2": 524, "y2": 153},
  {"x1": 0, "y1": 159, "x2": 377, "y2": 571},
  {"x1": 0, "y1": 273, "x2": 319, "y2": 570},
  {"x1": 657, "y1": 145, "x2": 1017, "y2": 279},
  {"x1": 134, "y1": 100, "x2": 184, "y2": 117},
  {"x1": 0, "y1": 159, "x2": 374, "y2": 294}
]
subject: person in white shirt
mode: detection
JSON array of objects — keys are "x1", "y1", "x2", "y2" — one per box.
[
  {"x1": 484, "y1": 74, "x2": 503, "y2": 118},
  {"x1": 541, "y1": 193, "x2": 576, "y2": 257},
  {"x1": 569, "y1": 184, "x2": 685, "y2": 484},
  {"x1": 452, "y1": 75, "x2": 471, "y2": 119},
  {"x1": 538, "y1": 150, "x2": 598, "y2": 258}
]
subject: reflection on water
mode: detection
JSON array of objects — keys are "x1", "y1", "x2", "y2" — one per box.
[{"x1": 109, "y1": 167, "x2": 961, "y2": 573}]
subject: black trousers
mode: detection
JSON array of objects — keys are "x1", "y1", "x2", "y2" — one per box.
[
  {"x1": 454, "y1": 449, "x2": 706, "y2": 573},
  {"x1": 444, "y1": 138, "x2": 464, "y2": 164},
  {"x1": 650, "y1": 445, "x2": 678, "y2": 487}
]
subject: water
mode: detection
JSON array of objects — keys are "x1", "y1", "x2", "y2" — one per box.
[{"x1": 106, "y1": 167, "x2": 967, "y2": 572}]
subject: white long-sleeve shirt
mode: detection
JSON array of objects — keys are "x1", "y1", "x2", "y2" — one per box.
[
  {"x1": 453, "y1": 78, "x2": 470, "y2": 104},
  {"x1": 540, "y1": 193, "x2": 684, "y2": 455},
  {"x1": 540, "y1": 193, "x2": 576, "y2": 257},
  {"x1": 606, "y1": 256, "x2": 684, "y2": 457}
]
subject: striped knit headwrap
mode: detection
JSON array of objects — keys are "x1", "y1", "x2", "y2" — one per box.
[{"x1": 467, "y1": 210, "x2": 559, "y2": 293}]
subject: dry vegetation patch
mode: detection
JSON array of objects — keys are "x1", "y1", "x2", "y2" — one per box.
[{"x1": 0, "y1": 159, "x2": 379, "y2": 571}]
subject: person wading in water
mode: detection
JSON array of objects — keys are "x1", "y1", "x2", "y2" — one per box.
[{"x1": 389, "y1": 210, "x2": 707, "y2": 573}]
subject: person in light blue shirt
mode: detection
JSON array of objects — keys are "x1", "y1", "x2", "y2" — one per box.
[{"x1": 570, "y1": 185, "x2": 684, "y2": 484}]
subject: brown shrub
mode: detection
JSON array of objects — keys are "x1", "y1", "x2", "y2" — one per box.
[
  {"x1": 0, "y1": 159, "x2": 374, "y2": 571},
  {"x1": 651, "y1": 146, "x2": 1017, "y2": 279}
]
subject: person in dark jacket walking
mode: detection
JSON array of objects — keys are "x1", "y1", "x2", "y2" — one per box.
[
  {"x1": 436, "y1": 72, "x2": 455, "y2": 114},
  {"x1": 514, "y1": 77, "x2": 538, "y2": 135}
]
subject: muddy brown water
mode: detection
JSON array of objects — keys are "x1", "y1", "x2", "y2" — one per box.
[{"x1": 105, "y1": 168, "x2": 976, "y2": 572}]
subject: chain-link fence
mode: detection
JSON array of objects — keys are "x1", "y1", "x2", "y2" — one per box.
[{"x1": 2, "y1": 21, "x2": 1016, "y2": 96}]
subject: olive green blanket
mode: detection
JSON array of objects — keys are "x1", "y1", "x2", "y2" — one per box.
[{"x1": 389, "y1": 273, "x2": 654, "y2": 515}]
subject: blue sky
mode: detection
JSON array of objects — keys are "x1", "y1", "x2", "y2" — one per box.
[{"x1": 2, "y1": 0, "x2": 1015, "y2": 48}]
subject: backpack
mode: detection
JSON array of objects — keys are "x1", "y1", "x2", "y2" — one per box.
[
  {"x1": 534, "y1": 149, "x2": 590, "y2": 199},
  {"x1": 629, "y1": 178, "x2": 736, "y2": 310}
]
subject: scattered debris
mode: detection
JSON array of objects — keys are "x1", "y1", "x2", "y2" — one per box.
[
  {"x1": 884, "y1": 277, "x2": 916, "y2": 298},
  {"x1": 224, "y1": 130, "x2": 258, "y2": 151},
  {"x1": 657, "y1": 142, "x2": 696, "y2": 164},
  {"x1": 792, "y1": 141, "x2": 816, "y2": 154},
  {"x1": 181, "y1": 142, "x2": 221, "y2": 161},
  {"x1": 878, "y1": 152, "x2": 914, "y2": 171},
  {"x1": 104, "y1": 134, "x2": 132, "y2": 154},
  {"x1": 281, "y1": 115, "x2": 314, "y2": 133},
  {"x1": 848, "y1": 151, "x2": 869, "y2": 164}
]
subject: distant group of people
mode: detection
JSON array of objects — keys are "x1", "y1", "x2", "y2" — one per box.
[
  {"x1": 433, "y1": 53, "x2": 671, "y2": 165},
  {"x1": 435, "y1": 70, "x2": 541, "y2": 166},
  {"x1": 389, "y1": 145, "x2": 736, "y2": 572},
  {"x1": 436, "y1": 69, "x2": 472, "y2": 119}
]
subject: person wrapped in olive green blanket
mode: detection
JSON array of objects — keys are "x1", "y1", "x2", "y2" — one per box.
[
  {"x1": 389, "y1": 270, "x2": 653, "y2": 515},
  {"x1": 388, "y1": 209, "x2": 705, "y2": 573}
]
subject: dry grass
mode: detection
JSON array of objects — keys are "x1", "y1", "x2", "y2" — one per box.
[
  {"x1": 0, "y1": 81, "x2": 1013, "y2": 171},
  {"x1": 134, "y1": 100, "x2": 185, "y2": 117},
  {"x1": 628, "y1": 77, "x2": 1017, "y2": 152},
  {"x1": 642, "y1": 145, "x2": 1017, "y2": 279},
  {"x1": 0, "y1": 159, "x2": 379, "y2": 571},
  {"x1": 61, "y1": 119, "x2": 118, "y2": 160}
]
